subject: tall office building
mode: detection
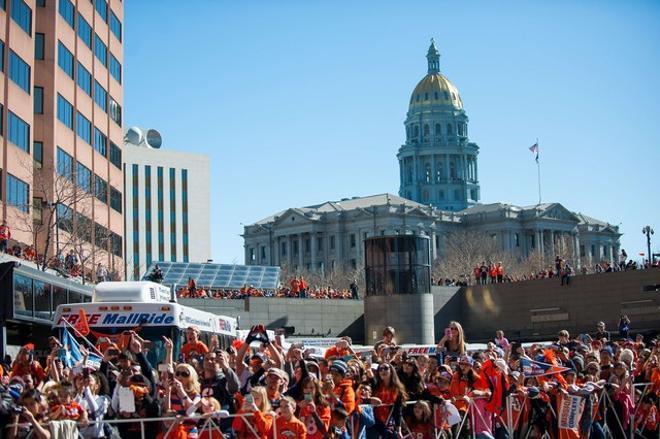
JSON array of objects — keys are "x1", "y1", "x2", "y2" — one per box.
[
  {"x1": 123, "y1": 127, "x2": 210, "y2": 281},
  {"x1": 1, "y1": 0, "x2": 124, "y2": 276}
]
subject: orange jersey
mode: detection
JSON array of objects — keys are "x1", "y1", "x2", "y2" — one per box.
[
  {"x1": 271, "y1": 416, "x2": 307, "y2": 439},
  {"x1": 333, "y1": 379, "x2": 356, "y2": 415},
  {"x1": 232, "y1": 409, "x2": 272, "y2": 439},
  {"x1": 181, "y1": 341, "x2": 209, "y2": 358},
  {"x1": 373, "y1": 386, "x2": 399, "y2": 424},
  {"x1": 323, "y1": 346, "x2": 351, "y2": 360},
  {"x1": 408, "y1": 422, "x2": 434, "y2": 439},
  {"x1": 299, "y1": 404, "x2": 330, "y2": 439}
]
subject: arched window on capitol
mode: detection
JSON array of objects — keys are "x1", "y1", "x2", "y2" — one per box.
[
  {"x1": 435, "y1": 123, "x2": 441, "y2": 135},
  {"x1": 423, "y1": 124, "x2": 430, "y2": 137}
]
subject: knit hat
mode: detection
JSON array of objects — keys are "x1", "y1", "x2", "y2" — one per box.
[{"x1": 330, "y1": 360, "x2": 348, "y2": 376}]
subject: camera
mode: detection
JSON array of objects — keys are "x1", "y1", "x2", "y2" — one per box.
[{"x1": 11, "y1": 406, "x2": 24, "y2": 415}]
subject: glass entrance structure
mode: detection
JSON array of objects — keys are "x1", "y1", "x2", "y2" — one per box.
[{"x1": 365, "y1": 235, "x2": 431, "y2": 296}]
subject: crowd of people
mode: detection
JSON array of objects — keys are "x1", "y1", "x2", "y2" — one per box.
[
  {"x1": 175, "y1": 276, "x2": 361, "y2": 301},
  {"x1": 1, "y1": 318, "x2": 658, "y2": 439},
  {"x1": 0, "y1": 222, "x2": 115, "y2": 283}
]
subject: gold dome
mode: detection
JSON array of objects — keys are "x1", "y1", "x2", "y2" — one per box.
[{"x1": 409, "y1": 73, "x2": 463, "y2": 111}]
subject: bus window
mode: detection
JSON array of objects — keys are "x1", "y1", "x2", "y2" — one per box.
[{"x1": 14, "y1": 274, "x2": 33, "y2": 318}]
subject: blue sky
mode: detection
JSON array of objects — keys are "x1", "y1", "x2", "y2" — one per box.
[{"x1": 125, "y1": 0, "x2": 660, "y2": 264}]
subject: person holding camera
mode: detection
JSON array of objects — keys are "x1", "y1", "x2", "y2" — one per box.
[
  {"x1": 6, "y1": 389, "x2": 51, "y2": 439},
  {"x1": 231, "y1": 386, "x2": 273, "y2": 439}
]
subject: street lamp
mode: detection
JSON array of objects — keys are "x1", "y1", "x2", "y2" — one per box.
[{"x1": 642, "y1": 226, "x2": 654, "y2": 266}]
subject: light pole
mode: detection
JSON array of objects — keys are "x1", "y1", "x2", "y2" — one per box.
[{"x1": 642, "y1": 226, "x2": 654, "y2": 266}]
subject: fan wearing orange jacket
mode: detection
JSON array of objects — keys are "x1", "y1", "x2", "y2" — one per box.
[{"x1": 271, "y1": 397, "x2": 306, "y2": 439}]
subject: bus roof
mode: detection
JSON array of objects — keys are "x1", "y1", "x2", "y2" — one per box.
[{"x1": 93, "y1": 281, "x2": 172, "y2": 303}]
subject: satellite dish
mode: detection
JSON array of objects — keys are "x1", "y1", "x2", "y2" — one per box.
[
  {"x1": 125, "y1": 127, "x2": 144, "y2": 145},
  {"x1": 146, "y1": 129, "x2": 162, "y2": 149}
]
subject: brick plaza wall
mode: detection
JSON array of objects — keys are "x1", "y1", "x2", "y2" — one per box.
[
  {"x1": 457, "y1": 269, "x2": 660, "y2": 342},
  {"x1": 179, "y1": 297, "x2": 365, "y2": 341}
]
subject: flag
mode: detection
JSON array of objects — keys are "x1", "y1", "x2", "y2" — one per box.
[
  {"x1": 84, "y1": 353, "x2": 102, "y2": 370},
  {"x1": 74, "y1": 308, "x2": 90, "y2": 336},
  {"x1": 557, "y1": 393, "x2": 585, "y2": 439},
  {"x1": 529, "y1": 143, "x2": 539, "y2": 163},
  {"x1": 521, "y1": 357, "x2": 570, "y2": 378},
  {"x1": 61, "y1": 328, "x2": 82, "y2": 368}
]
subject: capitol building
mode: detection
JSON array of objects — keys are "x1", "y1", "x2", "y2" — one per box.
[{"x1": 243, "y1": 41, "x2": 621, "y2": 275}]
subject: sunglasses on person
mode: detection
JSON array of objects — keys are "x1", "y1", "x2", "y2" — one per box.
[
  {"x1": 175, "y1": 370, "x2": 191, "y2": 378},
  {"x1": 378, "y1": 366, "x2": 391, "y2": 372}
]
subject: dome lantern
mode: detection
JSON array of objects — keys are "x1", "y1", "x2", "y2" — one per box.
[{"x1": 426, "y1": 38, "x2": 440, "y2": 74}]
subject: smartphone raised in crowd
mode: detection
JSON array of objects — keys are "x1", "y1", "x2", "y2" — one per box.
[{"x1": 245, "y1": 394, "x2": 254, "y2": 404}]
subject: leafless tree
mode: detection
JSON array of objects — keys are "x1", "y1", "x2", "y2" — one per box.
[{"x1": 9, "y1": 156, "x2": 118, "y2": 280}]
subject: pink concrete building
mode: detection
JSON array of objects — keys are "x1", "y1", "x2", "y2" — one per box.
[{"x1": 0, "y1": 0, "x2": 124, "y2": 278}]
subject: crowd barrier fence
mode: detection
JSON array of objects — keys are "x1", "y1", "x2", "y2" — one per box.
[{"x1": 4, "y1": 382, "x2": 657, "y2": 439}]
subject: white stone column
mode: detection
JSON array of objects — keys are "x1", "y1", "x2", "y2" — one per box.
[
  {"x1": 310, "y1": 232, "x2": 317, "y2": 271},
  {"x1": 550, "y1": 231, "x2": 556, "y2": 258},
  {"x1": 298, "y1": 234, "x2": 304, "y2": 270},
  {"x1": 287, "y1": 235, "x2": 293, "y2": 268}
]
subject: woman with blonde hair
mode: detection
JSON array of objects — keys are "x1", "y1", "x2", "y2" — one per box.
[
  {"x1": 436, "y1": 321, "x2": 466, "y2": 357},
  {"x1": 232, "y1": 386, "x2": 273, "y2": 439}
]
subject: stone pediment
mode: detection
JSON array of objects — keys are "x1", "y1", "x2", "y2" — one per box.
[
  {"x1": 272, "y1": 208, "x2": 317, "y2": 227},
  {"x1": 539, "y1": 204, "x2": 580, "y2": 223}
]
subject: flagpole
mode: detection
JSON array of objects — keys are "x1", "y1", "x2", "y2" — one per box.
[
  {"x1": 536, "y1": 138, "x2": 542, "y2": 205},
  {"x1": 60, "y1": 317, "x2": 105, "y2": 358}
]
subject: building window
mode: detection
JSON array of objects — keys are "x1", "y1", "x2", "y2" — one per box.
[
  {"x1": 109, "y1": 10, "x2": 122, "y2": 41},
  {"x1": 35, "y1": 33, "x2": 44, "y2": 59},
  {"x1": 7, "y1": 174, "x2": 29, "y2": 212},
  {"x1": 94, "y1": 80, "x2": 107, "y2": 112},
  {"x1": 144, "y1": 166, "x2": 152, "y2": 265},
  {"x1": 435, "y1": 123, "x2": 441, "y2": 135},
  {"x1": 110, "y1": 142, "x2": 122, "y2": 169},
  {"x1": 94, "y1": 175, "x2": 107, "y2": 203},
  {"x1": 304, "y1": 238, "x2": 310, "y2": 253},
  {"x1": 33, "y1": 197, "x2": 43, "y2": 224},
  {"x1": 8, "y1": 111, "x2": 30, "y2": 153},
  {"x1": 350, "y1": 259, "x2": 357, "y2": 270},
  {"x1": 94, "y1": 34, "x2": 107, "y2": 66},
  {"x1": 292, "y1": 240, "x2": 298, "y2": 256},
  {"x1": 181, "y1": 169, "x2": 189, "y2": 262},
  {"x1": 111, "y1": 232, "x2": 122, "y2": 257},
  {"x1": 76, "y1": 162, "x2": 91, "y2": 192},
  {"x1": 11, "y1": 0, "x2": 32, "y2": 35},
  {"x1": 447, "y1": 123, "x2": 453, "y2": 135},
  {"x1": 109, "y1": 97, "x2": 122, "y2": 126},
  {"x1": 330, "y1": 235, "x2": 335, "y2": 250},
  {"x1": 33, "y1": 86, "x2": 43, "y2": 114},
  {"x1": 9, "y1": 50, "x2": 31, "y2": 93},
  {"x1": 169, "y1": 168, "x2": 176, "y2": 257},
  {"x1": 109, "y1": 54, "x2": 121, "y2": 83},
  {"x1": 77, "y1": 13, "x2": 92, "y2": 48},
  {"x1": 281, "y1": 241, "x2": 287, "y2": 257},
  {"x1": 58, "y1": 0, "x2": 74, "y2": 28},
  {"x1": 108, "y1": 186, "x2": 122, "y2": 213},
  {"x1": 56, "y1": 147, "x2": 73, "y2": 179},
  {"x1": 76, "y1": 62, "x2": 92, "y2": 95},
  {"x1": 93, "y1": 127, "x2": 107, "y2": 156},
  {"x1": 57, "y1": 41, "x2": 73, "y2": 78},
  {"x1": 590, "y1": 244, "x2": 595, "y2": 257},
  {"x1": 33, "y1": 141, "x2": 43, "y2": 168},
  {"x1": 425, "y1": 164, "x2": 431, "y2": 183},
  {"x1": 157, "y1": 167, "x2": 164, "y2": 260},
  {"x1": 95, "y1": 0, "x2": 107, "y2": 22},
  {"x1": 580, "y1": 245, "x2": 585, "y2": 257},
  {"x1": 422, "y1": 190, "x2": 429, "y2": 202},
  {"x1": 317, "y1": 237, "x2": 323, "y2": 251},
  {"x1": 76, "y1": 112, "x2": 91, "y2": 144},
  {"x1": 57, "y1": 94, "x2": 73, "y2": 128},
  {"x1": 0, "y1": 40, "x2": 4, "y2": 72},
  {"x1": 423, "y1": 124, "x2": 430, "y2": 137},
  {"x1": 438, "y1": 190, "x2": 444, "y2": 199},
  {"x1": 350, "y1": 233, "x2": 356, "y2": 248}
]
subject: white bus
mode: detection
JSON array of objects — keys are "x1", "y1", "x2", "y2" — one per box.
[{"x1": 53, "y1": 281, "x2": 237, "y2": 365}]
